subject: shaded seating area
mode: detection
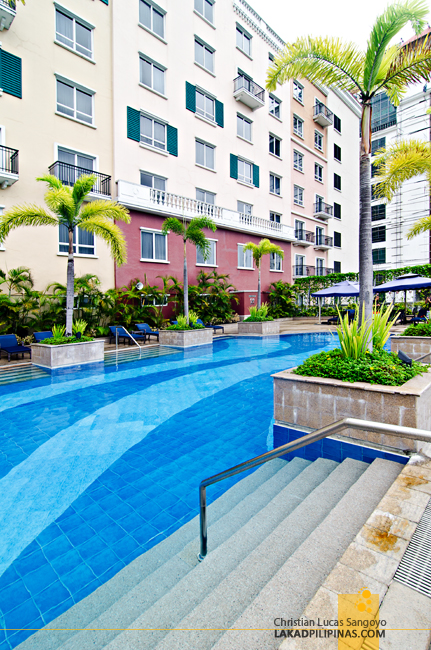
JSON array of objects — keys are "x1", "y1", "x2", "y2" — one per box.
[
  {"x1": 134, "y1": 323, "x2": 159, "y2": 341},
  {"x1": 109, "y1": 326, "x2": 146, "y2": 345},
  {"x1": 33, "y1": 331, "x2": 53, "y2": 342},
  {"x1": 324, "y1": 309, "x2": 355, "y2": 325},
  {"x1": 0, "y1": 335, "x2": 32, "y2": 362}
]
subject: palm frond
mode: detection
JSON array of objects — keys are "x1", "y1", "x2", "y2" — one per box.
[
  {"x1": 79, "y1": 217, "x2": 128, "y2": 265},
  {"x1": 364, "y1": 0, "x2": 428, "y2": 92},
  {"x1": 374, "y1": 139, "x2": 431, "y2": 200},
  {"x1": 78, "y1": 200, "x2": 131, "y2": 224},
  {"x1": 267, "y1": 37, "x2": 364, "y2": 95},
  {"x1": 186, "y1": 216, "x2": 217, "y2": 234},
  {"x1": 36, "y1": 174, "x2": 64, "y2": 190},
  {"x1": 408, "y1": 215, "x2": 431, "y2": 239},
  {"x1": 161, "y1": 217, "x2": 186, "y2": 237},
  {"x1": 44, "y1": 187, "x2": 75, "y2": 223},
  {"x1": 72, "y1": 175, "x2": 97, "y2": 211},
  {"x1": 187, "y1": 231, "x2": 211, "y2": 257},
  {"x1": 377, "y1": 35, "x2": 431, "y2": 103},
  {"x1": 0, "y1": 205, "x2": 58, "y2": 240}
]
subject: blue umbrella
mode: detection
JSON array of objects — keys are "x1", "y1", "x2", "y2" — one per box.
[
  {"x1": 373, "y1": 274, "x2": 431, "y2": 292},
  {"x1": 311, "y1": 281, "x2": 359, "y2": 324}
]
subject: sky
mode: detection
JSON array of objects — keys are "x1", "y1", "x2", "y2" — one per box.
[{"x1": 248, "y1": 0, "x2": 431, "y2": 49}]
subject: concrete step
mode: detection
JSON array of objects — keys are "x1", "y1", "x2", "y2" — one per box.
[
  {"x1": 101, "y1": 457, "x2": 340, "y2": 650},
  {"x1": 211, "y1": 457, "x2": 403, "y2": 650},
  {"x1": 17, "y1": 457, "x2": 303, "y2": 650}
]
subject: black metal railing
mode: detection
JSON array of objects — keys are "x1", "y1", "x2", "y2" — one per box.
[
  {"x1": 292, "y1": 265, "x2": 315, "y2": 277},
  {"x1": 0, "y1": 0, "x2": 16, "y2": 10},
  {"x1": 313, "y1": 101, "x2": 334, "y2": 122},
  {"x1": 314, "y1": 201, "x2": 333, "y2": 217},
  {"x1": 372, "y1": 118, "x2": 397, "y2": 133},
  {"x1": 315, "y1": 234, "x2": 333, "y2": 247},
  {"x1": 0, "y1": 146, "x2": 19, "y2": 175},
  {"x1": 233, "y1": 75, "x2": 265, "y2": 103},
  {"x1": 316, "y1": 266, "x2": 334, "y2": 276},
  {"x1": 295, "y1": 229, "x2": 315, "y2": 244},
  {"x1": 49, "y1": 161, "x2": 111, "y2": 197}
]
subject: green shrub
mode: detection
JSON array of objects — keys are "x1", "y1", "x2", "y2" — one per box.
[
  {"x1": 402, "y1": 322, "x2": 431, "y2": 337},
  {"x1": 72, "y1": 319, "x2": 87, "y2": 335},
  {"x1": 372, "y1": 303, "x2": 398, "y2": 350},
  {"x1": 244, "y1": 303, "x2": 274, "y2": 323},
  {"x1": 40, "y1": 335, "x2": 93, "y2": 345},
  {"x1": 165, "y1": 314, "x2": 204, "y2": 331},
  {"x1": 294, "y1": 348, "x2": 426, "y2": 386},
  {"x1": 52, "y1": 324, "x2": 66, "y2": 340},
  {"x1": 336, "y1": 307, "x2": 371, "y2": 359}
]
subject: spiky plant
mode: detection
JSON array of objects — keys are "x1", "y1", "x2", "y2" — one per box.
[
  {"x1": 0, "y1": 175, "x2": 130, "y2": 335},
  {"x1": 374, "y1": 139, "x2": 431, "y2": 200},
  {"x1": 243, "y1": 239, "x2": 284, "y2": 308}
]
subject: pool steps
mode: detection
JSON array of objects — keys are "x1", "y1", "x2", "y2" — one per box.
[{"x1": 16, "y1": 457, "x2": 403, "y2": 650}]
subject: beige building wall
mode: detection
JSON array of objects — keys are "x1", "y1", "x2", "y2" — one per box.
[{"x1": 0, "y1": 0, "x2": 114, "y2": 291}]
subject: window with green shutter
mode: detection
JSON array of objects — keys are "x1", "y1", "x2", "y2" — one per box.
[
  {"x1": 0, "y1": 49, "x2": 22, "y2": 99},
  {"x1": 215, "y1": 100, "x2": 224, "y2": 127},
  {"x1": 230, "y1": 154, "x2": 238, "y2": 179},
  {"x1": 186, "y1": 82, "x2": 196, "y2": 112},
  {"x1": 100, "y1": 0, "x2": 108, "y2": 4},
  {"x1": 127, "y1": 106, "x2": 140, "y2": 142},
  {"x1": 252, "y1": 164, "x2": 259, "y2": 188},
  {"x1": 166, "y1": 125, "x2": 178, "y2": 156}
]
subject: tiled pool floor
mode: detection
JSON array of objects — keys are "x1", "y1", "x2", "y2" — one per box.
[{"x1": 0, "y1": 333, "x2": 337, "y2": 649}]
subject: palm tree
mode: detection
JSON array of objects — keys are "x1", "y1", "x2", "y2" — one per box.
[
  {"x1": 161, "y1": 216, "x2": 216, "y2": 322},
  {"x1": 267, "y1": 0, "x2": 431, "y2": 334},
  {"x1": 243, "y1": 239, "x2": 284, "y2": 309},
  {"x1": 0, "y1": 174, "x2": 130, "y2": 335},
  {"x1": 0, "y1": 266, "x2": 33, "y2": 298},
  {"x1": 374, "y1": 138, "x2": 431, "y2": 200}
]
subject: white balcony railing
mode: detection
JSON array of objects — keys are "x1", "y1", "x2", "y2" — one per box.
[{"x1": 116, "y1": 180, "x2": 295, "y2": 242}]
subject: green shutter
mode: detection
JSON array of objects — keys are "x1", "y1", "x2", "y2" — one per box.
[
  {"x1": 230, "y1": 154, "x2": 238, "y2": 179},
  {"x1": 253, "y1": 164, "x2": 259, "y2": 188},
  {"x1": 185, "y1": 82, "x2": 196, "y2": 112},
  {"x1": 0, "y1": 49, "x2": 22, "y2": 99},
  {"x1": 100, "y1": 0, "x2": 109, "y2": 4},
  {"x1": 215, "y1": 100, "x2": 224, "y2": 127},
  {"x1": 127, "y1": 106, "x2": 140, "y2": 142},
  {"x1": 167, "y1": 125, "x2": 178, "y2": 156}
]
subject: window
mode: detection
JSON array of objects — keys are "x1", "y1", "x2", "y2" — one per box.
[
  {"x1": 294, "y1": 185, "x2": 304, "y2": 206},
  {"x1": 238, "y1": 244, "x2": 253, "y2": 269},
  {"x1": 334, "y1": 202, "x2": 341, "y2": 219},
  {"x1": 194, "y1": 0, "x2": 214, "y2": 24},
  {"x1": 57, "y1": 148, "x2": 94, "y2": 186},
  {"x1": 371, "y1": 92, "x2": 397, "y2": 132},
  {"x1": 372, "y1": 225, "x2": 386, "y2": 243},
  {"x1": 141, "y1": 229, "x2": 167, "y2": 261},
  {"x1": 55, "y1": 9, "x2": 92, "y2": 58},
  {"x1": 316, "y1": 258, "x2": 324, "y2": 275},
  {"x1": 238, "y1": 201, "x2": 252, "y2": 215},
  {"x1": 295, "y1": 219, "x2": 304, "y2": 238},
  {"x1": 371, "y1": 183, "x2": 382, "y2": 200},
  {"x1": 197, "y1": 239, "x2": 216, "y2": 265},
  {"x1": 236, "y1": 25, "x2": 251, "y2": 56},
  {"x1": 270, "y1": 173, "x2": 281, "y2": 195},
  {"x1": 334, "y1": 261, "x2": 341, "y2": 273},
  {"x1": 195, "y1": 38, "x2": 214, "y2": 73},
  {"x1": 270, "y1": 212, "x2": 281, "y2": 223},
  {"x1": 372, "y1": 204, "x2": 386, "y2": 221},
  {"x1": 372, "y1": 248, "x2": 386, "y2": 264},
  {"x1": 315, "y1": 163, "x2": 323, "y2": 182},
  {"x1": 334, "y1": 231, "x2": 341, "y2": 248},
  {"x1": 334, "y1": 144, "x2": 341, "y2": 162},
  {"x1": 293, "y1": 80, "x2": 303, "y2": 103},
  {"x1": 196, "y1": 89, "x2": 215, "y2": 121},
  {"x1": 141, "y1": 114, "x2": 166, "y2": 150},
  {"x1": 237, "y1": 114, "x2": 252, "y2": 141},
  {"x1": 295, "y1": 254, "x2": 305, "y2": 274},
  {"x1": 334, "y1": 114, "x2": 341, "y2": 133},
  {"x1": 293, "y1": 115, "x2": 303, "y2": 138},
  {"x1": 269, "y1": 95, "x2": 281, "y2": 119},
  {"x1": 293, "y1": 150, "x2": 303, "y2": 172},
  {"x1": 196, "y1": 188, "x2": 215, "y2": 204},
  {"x1": 196, "y1": 140, "x2": 215, "y2": 170},
  {"x1": 334, "y1": 173, "x2": 341, "y2": 191},
  {"x1": 316, "y1": 226, "x2": 324, "y2": 245},
  {"x1": 314, "y1": 130, "x2": 323, "y2": 151},
  {"x1": 140, "y1": 56, "x2": 165, "y2": 95},
  {"x1": 268, "y1": 52, "x2": 274, "y2": 62},
  {"x1": 238, "y1": 159, "x2": 252, "y2": 184},
  {"x1": 56, "y1": 79, "x2": 93, "y2": 125},
  {"x1": 269, "y1": 134, "x2": 281, "y2": 157},
  {"x1": 59, "y1": 225, "x2": 95, "y2": 256},
  {"x1": 371, "y1": 137, "x2": 386, "y2": 155},
  {"x1": 141, "y1": 172, "x2": 166, "y2": 190},
  {"x1": 139, "y1": 0, "x2": 165, "y2": 39},
  {"x1": 270, "y1": 252, "x2": 282, "y2": 271}
]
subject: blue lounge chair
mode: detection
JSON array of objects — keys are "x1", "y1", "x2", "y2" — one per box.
[
  {"x1": 196, "y1": 319, "x2": 224, "y2": 334},
  {"x1": 411, "y1": 307, "x2": 427, "y2": 325},
  {"x1": 0, "y1": 334, "x2": 32, "y2": 362},
  {"x1": 34, "y1": 331, "x2": 53, "y2": 342},
  {"x1": 109, "y1": 326, "x2": 146, "y2": 345},
  {"x1": 135, "y1": 323, "x2": 159, "y2": 341}
]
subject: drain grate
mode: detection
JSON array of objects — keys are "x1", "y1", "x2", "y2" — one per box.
[
  {"x1": 104, "y1": 345, "x2": 181, "y2": 366},
  {"x1": 394, "y1": 496, "x2": 431, "y2": 598}
]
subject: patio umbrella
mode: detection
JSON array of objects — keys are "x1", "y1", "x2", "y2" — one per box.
[
  {"x1": 373, "y1": 273, "x2": 431, "y2": 311},
  {"x1": 311, "y1": 281, "x2": 360, "y2": 324}
]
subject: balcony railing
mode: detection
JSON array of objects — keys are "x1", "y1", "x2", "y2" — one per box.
[
  {"x1": 293, "y1": 265, "x2": 334, "y2": 277},
  {"x1": 49, "y1": 161, "x2": 111, "y2": 197},
  {"x1": 315, "y1": 234, "x2": 333, "y2": 248},
  {"x1": 313, "y1": 101, "x2": 334, "y2": 127},
  {"x1": 314, "y1": 201, "x2": 333, "y2": 219},
  {"x1": 0, "y1": 145, "x2": 18, "y2": 175},
  {"x1": 233, "y1": 75, "x2": 265, "y2": 109},
  {"x1": 294, "y1": 229, "x2": 315, "y2": 244},
  {"x1": 0, "y1": 0, "x2": 16, "y2": 30},
  {"x1": 316, "y1": 266, "x2": 334, "y2": 276}
]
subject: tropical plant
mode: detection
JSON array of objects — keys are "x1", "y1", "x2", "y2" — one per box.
[
  {"x1": 0, "y1": 174, "x2": 130, "y2": 335},
  {"x1": 243, "y1": 239, "x2": 284, "y2": 309},
  {"x1": 244, "y1": 303, "x2": 274, "y2": 322},
  {"x1": 188, "y1": 310, "x2": 199, "y2": 326},
  {"x1": 268, "y1": 280, "x2": 298, "y2": 318},
  {"x1": 52, "y1": 324, "x2": 66, "y2": 340},
  {"x1": 267, "y1": 0, "x2": 431, "y2": 337},
  {"x1": 374, "y1": 139, "x2": 431, "y2": 201},
  {"x1": 161, "y1": 216, "x2": 216, "y2": 322},
  {"x1": 0, "y1": 267, "x2": 34, "y2": 298},
  {"x1": 372, "y1": 302, "x2": 398, "y2": 349},
  {"x1": 336, "y1": 306, "x2": 373, "y2": 360},
  {"x1": 72, "y1": 319, "x2": 87, "y2": 336}
]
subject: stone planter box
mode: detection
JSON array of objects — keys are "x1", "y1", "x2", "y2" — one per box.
[
  {"x1": 272, "y1": 367, "x2": 431, "y2": 452},
  {"x1": 238, "y1": 321, "x2": 280, "y2": 335},
  {"x1": 159, "y1": 328, "x2": 213, "y2": 348},
  {"x1": 391, "y1": 335, "x2": 431, "y2": 360},
  {"x1": 31, "y1": 340, "x2": 105, "y2": 369}
]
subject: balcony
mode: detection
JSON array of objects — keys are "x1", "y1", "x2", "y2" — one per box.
[
  {"x1": 49, "y1": 161, "x2": 111, "y2": 198},
  {"x1": 0, "y1": 145, "x2": 19, "y2": 188},
  {"x1": 0, "y1": 0, "x2": 16, "y2": 30},
  {"x1": 314, "y1": 234, "x2": 333, "y2": 250},
  {"x1": 293, "y1": 265, "x2": 334, "y2": 278},
  {"x1": 233, "y1": 75, "x2": 265, "y2": 110},
  {"x1": 313, "y1": 101, "x2": 333, "y2": 127},
  {"x1": 314, "y1": 201, "x2": 333, "y2": 220},
  {"x1": 116, "y1": 180, "x2": 296, "y2": 242},
  {"x1": 294, "y1": 229, "x2": 315, "y2": 247}
]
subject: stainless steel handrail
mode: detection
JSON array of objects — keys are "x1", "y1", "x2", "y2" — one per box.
[
  {"x1": 115, "y1": 326, "x2": 144, "y2": 349},
  {"x1": 198, "y1": 417, "x2": 431, "y2": 561}
]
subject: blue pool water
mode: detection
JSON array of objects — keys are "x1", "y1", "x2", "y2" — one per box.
[{"x1": 0, "y1": 333, "x2": 338, "y2": 648}]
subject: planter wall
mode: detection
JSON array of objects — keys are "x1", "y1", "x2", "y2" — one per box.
[
  {"x1": 272, "y1": 367, "x2": 431, "y2": 452},
  {"x1": 391, "y1": 335, "x2": 431, "y2": 360},
  {"x1": 238, "y1": 321, "x2": 280, "y2": 335},
  {"x1": 159, "y1": 328, "x2": 213, "y2": 348},
  {"x1": 32, "y1": 340, "x2": 105, "y2": 369}
]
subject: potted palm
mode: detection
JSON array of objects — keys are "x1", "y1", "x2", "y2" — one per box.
[
  {"x1": 159, "y1": 310, "x2": 213, "y2": 348},
  {"x1": 238, "y1": 303, "x2": 280, "y2": 336}
]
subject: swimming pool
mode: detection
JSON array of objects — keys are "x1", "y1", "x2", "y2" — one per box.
[{"x1": 0, "y1": 333, "x2": 337, "y2": 648}]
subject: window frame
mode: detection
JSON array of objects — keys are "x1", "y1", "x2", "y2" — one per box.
[
  {"x1": 237, "y1": 243, "x2": 254, "y2": 269},
  {"x1": 269, "y1": 133, "x2": 281, "y2": 158},
  {"x1": 269, "y1": 94, "x2": 281, "y2": 119},
  {"x1": 334, "y1": 261, "x2": 341, "y2": 273},
  {"x1": 237, "y1": 113, "x2": 252, "y2": 142},
  {"x1": 334, "y1": 173, "x2": 341, "y2": 191},
  {"x1": 270, "y1": 211, "x2": 281, "y2": 223},
  {"x1": 195, "y1": 87, "x2": 216, "y2": 122},
  {"x1": 55, "y1": 76, "x2": 95, "y2": 126},
  {"x1": 372, "y1": 225, "x2": 386, "y2": 243},
  {"x1": 314, "y1": 130, "x2": 323, "y2": 152},
  {"x1": 59, "y1": 224, "x2": 96, "y2": 257},
  {"x1": 293, "y1": 80, "x2": 303, "y2": 103},
  {"x1": 270, "y1": 172, "x2": 281, "y2": 196},
  {"x1": 293, "y1": 184, "x2": 304, "y2": 206},
  {"x1": 270, "y1": 251, "x2": 283, "y2": 271},
  {"x1": 140, "y1": 227, "x2": 168, "y2": 263},
  {"x1": 334, "y1": 143, "x2": 341, "y2": 162},
  {"x1": 55, "y1": 6, "x2": 94, "y2": 60},
  {"x1": 139, "y1": 53, "x2": 166, "y2": 96},
  {"x1": 333, "y1": 114, "x2": 341, "y2": 133},
  {"x1": 372, "y1": 204, "x2": 386, "y2": 221},
  {"x1": 194, "y1": 36, "x2": 215, "y2": 74},
  {"x1": 196, "y1": 188, "x2": 216, "y2": 204},
  {"x1": 293, "y1": 114, "x2": 303, "y2": 138},
  {"x1": 139, "y1": 0, "x2": 166, "y2": 40},
  {"x1": 194, "y1": 0, "x2": 214, "y2": 25},
  {"x1": 196, "y1": 238, "x2": 217, "y2": 266},
  {"x1": 195, "y1": 138, "x2": 215, "y2": 170},
  {"x1": 140, "y1": 112, "x2": 167, "y2": 151},
  {"x1": 314, "y1": 163, "x2": 323, "y2": 183},
  {"x1": 293, "y1": 150, "x2": 303, "y2": 172},
  {"x1": 372, "y1": 247, "x2": 386, "y2": 265},
  {"x1": 236, "y1": 24, "x2": 252, "y2": 57},
  {"x1": 140, "y1": 171, "x2": 167, "y2": 191},
  {"x1": 333, "y1": 202, "x2": 341, "y2": 219},
  {"x1": 237, "y1": 158, "x2": 253, "y2": 185},
  {"x1": 334, "y1": 231, "x2": 342, "y2": 248}
]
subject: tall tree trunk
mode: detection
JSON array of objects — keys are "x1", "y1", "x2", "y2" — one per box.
[
  {"x1": 183, "y1": 239, "x2": 189, "y2": 322},
  {"x1": 359, "y1": 102, "x2": 373, "y2": 348},
  {"x1": 257, "y1": 264, "x2": 261, "y2": 309},
  {"x1": 66, "y1": 228, "x2": 74, "y2": 336}
]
